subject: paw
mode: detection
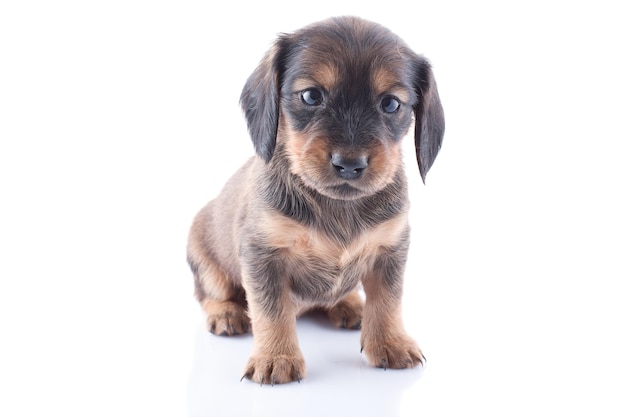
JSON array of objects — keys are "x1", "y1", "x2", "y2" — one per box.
[
  {"x1": 204, "y1": 301, "x2": 250, "y2": 336},
  {"x1": 361, "y1": 334, "x2": 425, "y2": 370},
  {"x1": 328, "y1": 292, "x2": 363, "y2": 329},
  {"x1": 242, "y1": 353, "x2": 306, "y2": 385}
]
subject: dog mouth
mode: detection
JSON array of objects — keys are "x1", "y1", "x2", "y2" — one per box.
[
  {"x1": 297, "y1": 168, "x2": 380, "y2": 201},
  {"x1": 321, "y1": 182, "x2": 367, "y2": 200}
]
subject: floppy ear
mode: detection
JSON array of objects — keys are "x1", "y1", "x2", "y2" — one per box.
[
  {"x1": 239, "y1": 37, "x2": 289, "y2": 163},
  {"x1": 413, "y1": 58, "x2": 445, "y2": 183}
]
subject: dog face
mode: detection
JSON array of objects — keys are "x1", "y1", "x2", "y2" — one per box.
[{"x1": 241, "y1": 17, "x2": 444, "y2": 199}]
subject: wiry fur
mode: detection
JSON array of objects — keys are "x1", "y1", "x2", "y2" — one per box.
[{"x1": 187, "y1": 16, "x2": 445, "y2": 384}]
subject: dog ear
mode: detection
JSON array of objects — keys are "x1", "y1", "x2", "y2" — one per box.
[
  {"x1": 412, "y1": 57, "x2": 445, "y2": 183},
  {"x1": 240, "y1": 37, "x2": 289, "y2": 163}
]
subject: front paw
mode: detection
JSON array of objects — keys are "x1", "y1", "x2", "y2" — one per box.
[
  {"x1": 361, "y1": 333, "x2": 425, "y2": 370},
  {"x1": 242, "y1": 353, "x2": 306, "y2": 385}
]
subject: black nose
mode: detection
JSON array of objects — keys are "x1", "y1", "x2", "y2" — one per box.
[{"x1": 331, "y1": 154, "x2": 368, "y2": 180}]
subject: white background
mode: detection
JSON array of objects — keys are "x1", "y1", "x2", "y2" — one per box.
[{"x1": 1, "y1": 1, "x2": 625, "y2": 416}]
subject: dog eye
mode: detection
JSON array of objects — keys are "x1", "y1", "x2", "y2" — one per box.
[
  {"x1": 381, "y1": 96, "x2": 400, "y2": 113},
  {"x1": 301, "y1": 89, "x2": 323, "y2": 106}
]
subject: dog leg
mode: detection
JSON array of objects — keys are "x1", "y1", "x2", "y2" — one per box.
[
  {"x1": 242, "y1": 296, "x2": 305, "y2": 384},
  {"x1": 187, "y1": 212, "x2": 250, "y2": 336},
  {"x1": 188, "y1": 258, "x2": 250, "y2": 336},
  {"x1": 327, "y1": 290, "x2": 363, "y2": 330},
  {"x1": 360, "y1": 247, "x2": 425, "y2": 369},
  {"x1": 240, "y1": 257, "x2": 305, "y2": 384}
]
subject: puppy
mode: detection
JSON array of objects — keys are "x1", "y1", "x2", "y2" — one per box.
[{"x1": 187, "y1": 16, "x2": 444, "y2": 384}]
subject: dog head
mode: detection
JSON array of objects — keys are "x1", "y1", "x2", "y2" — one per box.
[{"x1": 240, "y1": 16, "x2": 445, "y2": 200}]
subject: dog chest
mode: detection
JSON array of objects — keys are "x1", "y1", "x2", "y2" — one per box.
[
  {"x1": 284, "y1": 239, "x2": 371, "y2": 303},
  {"x1": 259, "y1": 210, "x2": 409, "y2": 303}
]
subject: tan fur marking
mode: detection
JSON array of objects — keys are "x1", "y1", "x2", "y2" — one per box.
[
  {"x1": 281, "y1": 115, "x2": 331, "y2": 182},
  {"x1": 259, "y1": 209, "x2": 409, "y2": 266},
  {"x1": 314, "y1": 63, "x2": 338, "y2": 91},
  {"x1": 292, "y1": 64, "x2": 338, "y2": 91},
  {"x1": 365, "y1": 139, "x2": 404, "y2": 191},
  {"x1": 372, "y1": 68, "x2": 411, "y2": 102},
  {"x1": 279, "y1": 115, "x2": 302, "y2": 173}
]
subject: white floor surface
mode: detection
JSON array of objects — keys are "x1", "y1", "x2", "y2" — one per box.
[{"x1": 188, "y1": 312, "x2": 425, "y2": 417}]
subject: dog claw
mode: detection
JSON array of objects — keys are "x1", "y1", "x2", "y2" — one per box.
[
  {"x1": 241, "y1": 370, "x2": 252, "y2": 382},
  {"x1": 381, "y1": 358, "x2": 388, "y2": 371}
]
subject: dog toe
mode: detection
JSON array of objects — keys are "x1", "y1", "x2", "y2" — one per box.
[
  {"x1": 204, "y1": 301, "x2": 250, "y2": 336},
  {"x1": 243, "y1": 354, "x2": 306, "y2": 385},
  {"x1": 328, "y1": 292, "x2": 364, "y2": 330},
  {"x1": 362, "y1": 333, "x2": 425, "y2": 370}
]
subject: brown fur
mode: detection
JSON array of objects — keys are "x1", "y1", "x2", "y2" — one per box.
[{"x1": 187, "y1": 16, "x2": 444, "y2": 384}]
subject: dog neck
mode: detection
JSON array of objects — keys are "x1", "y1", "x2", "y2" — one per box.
[{"x1": 258, "y1": 152, "x2": 408, "y2": 245}]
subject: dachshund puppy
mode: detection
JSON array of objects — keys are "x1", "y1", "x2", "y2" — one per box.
[{"x1": 187, "y1": 16, "x2": 444, "y2": 384}]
